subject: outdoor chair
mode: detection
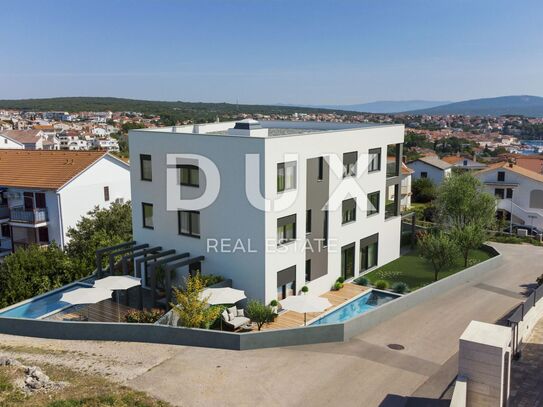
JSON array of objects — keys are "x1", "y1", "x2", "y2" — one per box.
[{"x1": 221, "y1": 306, "x2": 250, "y2": 331}]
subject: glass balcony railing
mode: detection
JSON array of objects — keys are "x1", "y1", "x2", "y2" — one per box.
[{"x1": 10, "y1": 207, "x2": 48, "y2": 224}]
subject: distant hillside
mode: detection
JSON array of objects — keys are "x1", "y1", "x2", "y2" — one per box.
[
  {"x1": 317, "y1": 100, "x2": 450, "y2": 113},
  {"x1": 0, "y1": 97, "x2": 357, "y2": 123},
  {"x1": 405, "y1": 95, "x2": 543, "y2": 117}
]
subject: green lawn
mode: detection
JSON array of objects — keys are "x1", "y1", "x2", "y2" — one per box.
[{"x1": 361, "y1": 248, "x2": 493, "y2": 291}]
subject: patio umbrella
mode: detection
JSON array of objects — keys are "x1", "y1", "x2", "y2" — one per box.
[
  {"x1": 61, "y1": 287, "x2": 113, "y2": 321},
  {"x1": 200, "y1": 287, "x2": 246, "y2": 305},
  {"x1": 280, "y1": 295, "x2": 332, "y2": 326},
  {"x1": 94, "y1": 276, "x2": 141, "y2": 321}
]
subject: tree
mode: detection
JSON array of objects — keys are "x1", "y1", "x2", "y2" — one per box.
[
  {"x1": 172, "y1": 274, "x2": 221, "y2": 329},
  {"x1": 418, "y1": 232, "x2": 459, "y2": 282},
  {"x1": 0, "y1": 244, "x2": 80, "y2": 308},
  {"x1": 412, "y1": 178, "x2": 437, "y2": 203},
  {"x1": 451, "y1": 224, "x2": 487, "y2": 267},
  {"x1": 245, "y1": 300, "x2": 274, "y2": 331},
  {"x1": 65, "y1": 201, "x2": 132, "y2": 273},
  {"x1": 434, "y1": 173, "x2": 496, "y2": 229}
]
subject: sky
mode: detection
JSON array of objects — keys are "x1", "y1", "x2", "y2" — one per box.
[{"x1": 1, "y1": 0, "x2": 543, "y2": 105}]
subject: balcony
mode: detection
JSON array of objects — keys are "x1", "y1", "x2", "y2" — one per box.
[{"x1": 10, "y1": 207, "x2": 48, "y2": 224}]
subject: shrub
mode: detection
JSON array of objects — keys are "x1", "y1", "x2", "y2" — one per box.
[
  {"x1": 374, "y1": 280, "x2": 389, "y2": 290},
  {"x1": 355, "y1": 276, "x2": 370, "y2": 286},
  {"x1": 336, "y1": 276, "x2": 345, "y2": 284},
  {"x1": 124, "y1": 308, "x2": 165, "y2": 323},
  {"x1": 201, "y1": 274, "x2": 224, "y2": 287},
  {"x1": 333, "y1": 281, "x2": 344, "y2": 291},
  {"x1": 412, "y1": 178, "x2": 436, "y2": 203},
  {"x1": 269, "y1": 299, "x2": 278, "y2": 307},
  {"x1": 172, "y1": 274, "x2": 221, "y2": 328},
  {"x1": 537, "y1": 274, "x2": 543, "y2": 287},
  {"x1": 301, "y1": 286, "x2": 309, "y2": 293},
  {"x1": 246, "y1": 300, "x2": 274, "y2": 331},
  {"x1": 391, "y1": 282, "x2": 408, "y2": 294}
]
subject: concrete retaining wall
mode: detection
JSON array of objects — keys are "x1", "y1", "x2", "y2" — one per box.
[{"x1": 0, "y1": 245, "x2": 502, "y2": 350}]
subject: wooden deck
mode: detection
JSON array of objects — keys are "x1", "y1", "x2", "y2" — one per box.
[
  {"x1": 44, "y1": 299, "x2": 135, "y2": 323},
  {"x1": 260, "y1": 283, "x2": 369, "y2": 331}
]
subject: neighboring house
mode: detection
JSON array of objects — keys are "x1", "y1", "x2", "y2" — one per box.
[
  {"x1": 58, "y1": 131, "x2": 90, "y2": 151},
  {"x1": 441, "y1": 155, "x2": 487, "y2": 171},
  {"x1": 0, "y1": 150, "x2": 131, "y2": 256},
  {"x1": 474, "y1": 162, "x2": 543, "y2": 230},
  {"x1": 128, "y1": 119, "x2": 405, "y2": 303},
  {"x1": 400, "y1": 162, "x2": 413, "y2": 211},
  {"x1": 408, "y1": 156, "x2": 452, "y2": 185},
  {"x1": 504, "y1": 154, "x2": 543, "y2": 175},
  {"x1": 92, "y1": 137, "x2": 120, "y2": 152},
  {"x1": 0, "y1": 129, "x2": 45, "y2": 150}
]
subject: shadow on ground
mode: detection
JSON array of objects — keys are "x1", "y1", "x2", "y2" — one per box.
[{"x1": 379, "y1": 395, "x2": 450, "y2": 407}]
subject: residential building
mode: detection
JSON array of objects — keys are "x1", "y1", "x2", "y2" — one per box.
[
  {"x1": 91, "y1": 137, "x2": 120, "y2": 152},
  {"x1": 0, "y1": 129, "x2": 45, "y2": 150},
  {"x1": 475, "y1": 162, "x2": 543, "y2": 230},
  {"x1": 128, "y1": 120, "x2": 404, "y2": 303},
  {"x1": 0, "y1": 150, "x2": 130, "y2": 256},
  {"x1": 441, "y1": 155, "x2": 487, "y2": 171},
  {"x1": 408, "y1": 156, "x2": 453, "y2": 185},
  {"x1": 400, "y1": 162, "x2": 413, "y2": 211}
]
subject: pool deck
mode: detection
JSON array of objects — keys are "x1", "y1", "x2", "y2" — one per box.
[{"x1": 259, "y1": 283, "x2": 369, "y2": 331}]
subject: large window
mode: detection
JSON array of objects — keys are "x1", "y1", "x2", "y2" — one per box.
[
  {"x1": 140, "y1": 154, "x2": 152, "y2": 181},
  {"x1": 277, "y1": 266, "x2": 296, "y2": 300},
  {"x1": 495, "y1": 188, "x2": 505, "y2": 199},
  {"x1": 343, "y1": 152, "x2": 357, "y2": 178},
  {"x1": 178, "y1": 210, "x2": 200, "y2": 238},
  {"x1": 341, "y1": 243, "x2": 355, "y2": 280},
  {"x1": 360, "y1": 234, "x2": 378, "y2": 272},
  {"x1": 367, "y1": 191, "x2": 380, "y2": 216},
  {"x1": 277, "y1": 214, "x2": 296, "y2": 245},
  {"x1": 386, "y1": 144, "x2": 401, "y2": 178},
  {"x1": 368, "y1": 148, "x2": 381, "y2": 172},
  {"x1": 277, "y1": 161, "x2": 297, "y2": 192},
  {"x1": 385, "y1": 184, "x2": 399, "y2": 219},
  {"x1": 179, "y1": 165, "x2": 199, "y2": 187},
  {"x1": 142, "y1": 203, "x2": 154, "y2": 229},
  {"x1": 342, "y1": 198, "x2": 356, "y2": 224}
]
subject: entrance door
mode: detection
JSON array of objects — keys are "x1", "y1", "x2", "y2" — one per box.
[{"x1": 341, "y1": 243, "x2": 355, "y2": 280}]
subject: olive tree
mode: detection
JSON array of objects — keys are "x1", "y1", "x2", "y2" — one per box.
[
  {"x1": 418, "y1": 232, "x2": 459, "y2": 282},
  {"x1": 451, "y1": 224, "x2": 487, "y2": 267}
]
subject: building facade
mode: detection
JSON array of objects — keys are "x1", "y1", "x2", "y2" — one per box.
[{"x1": 129, "y1": 120, "x2": 404, "y2": 303}]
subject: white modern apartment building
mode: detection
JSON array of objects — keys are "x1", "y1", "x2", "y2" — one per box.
[
  {"x1": 475, "y1": 161, "x2": 543, "y2": 230},
  {"x1": 129, "y1": 120, "x2": 404, "y2": 303},
  {"x1": 0, "y1": 150, "x2": 130, "y2": 256}
]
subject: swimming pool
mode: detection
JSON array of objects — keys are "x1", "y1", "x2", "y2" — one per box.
[
  {"x1": 310, "y1": 290, "x2": 400, "y2": 325},
  {"x1": 0, "y1": 282, "x2": 92, "y2": 319}
]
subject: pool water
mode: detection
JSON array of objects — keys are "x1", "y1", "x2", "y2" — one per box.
[
  {"x1": 0, "y1": 283, "x2": 92, "y2": 319},
  {"x1": 310, "y1": 290, "x2": 400, "y2": 325}
]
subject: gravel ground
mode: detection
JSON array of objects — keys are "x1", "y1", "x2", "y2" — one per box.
[{"x1": 0, "y1": 334, "x2": 179, "y2": 384}]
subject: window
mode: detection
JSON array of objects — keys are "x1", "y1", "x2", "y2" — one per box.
[
  {"x1": 0, "y1": 191, "x2": 7, "y2": 206},
  {"x1": 305, "y1": 259, "x2": 312, "y2": 282},
  {"x1": 506, "y1": 188, "x2": 513, "y2": 199},
  {"x1": 140, "y1": 154, "x2": 152, "y2": 181},
  {"x1": 178, "y1": 210, "x2": 200, "y2": 238},
  {"x1": 387, "y1": 144, "x2": 401, "y2": 178},
  {"x1": 360, "y1": 234, "x2": 378, "y2": 271},
  {"x1": 385, "y1": 184, "x2": 399, "y2": 219},
  {"x1": 38, "y1": 227, "x2": 49, "y2": 243},
  {"x1": 497, "y1": 171, "x2": 505, "y2": 182},
  {"x1": 323, "y1": 210, "x2": 329, "y2": 247},
  {"x1": 277, "y1": 161, "x2": 297, "y2": 192},
  {"x1": 368, "y1": 148, "x2": 381, "y2": 172},
  {"x1": 318, "y1": 157, "x2": 324, "y2": 181},
  {"x1": 343, "y1": 152, "x2": 357, "y2": 178},
  {"x1": 277, "y1": 266, "x2": 296, "y2": 300},
  {"x1": 1, "y1": 224, "x2": 10, "y2": 238},
  {"x1": 306, "y1": 209, "x2": 312, "y2": 234},
  {"x1": 104, "y1": 186, "x2": 110, "y2": 202},
  {"x1": 463, "y1": 160, "x2": 468, "y2": 166},
  {"x1": 179, "y1": 165, "x2": 199, "y2": 187},
  {"x1": 342, "y1": 198, "x2": 356, "y2": 224},
  {"x1": 341, "y1": 243, "x2": 355, "y2": 280},
  {"x1": 530, "y1": 190, "x2": 543, "y2": 209},
  {"x1": 421, "y1": 172, "x2": 428, "y2": 178},
  {"x1": 142, "y1": 203, "x2": 154, "y2": 229},
  {"x1": 495, "y1": 188, "x2": 505, "y2": 199},
  {"x1": 277, "y1": 215, "x2": 296, "y2": 245},
  {"x1": 367, "y1": 191, "x2": 380, "y2": 216}
]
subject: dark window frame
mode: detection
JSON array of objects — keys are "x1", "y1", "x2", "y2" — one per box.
[
  {"x1": 277, "y1": 214, "x2": 297, "y2": 246},
  {"x1": 360, "y1": 234, "x2": 379, "y2": 272},
  {"x1": 317, "y1": 157, "x2": 324, "y2": 181},
  {"x1": 495, "y1": 188, "x2": 505, "y2": 199},
  {"x1": 142, "y1": 202, "x2": 154, "y2": 229},
  {"x1": 343, "y1": 152, "x2": 357, "y2": 178},
  {"x1": 367, "y1": 191, "x2": 380, "y2": 216},
  {"x1": 178, "y1": 210, "x2": 201, "y2": 238},
  {"x1": 342, "y1": 198, "x2": 357, "y2": 224},
  {"x1": 306, "y1": 209, "x2": 312, "y2": 234},
  {"x1": 506, "y1": 188, "x2": 513, "y2": 199},
  {"x1": 140, "y1": 154, "x2": 152, "y2": 181},
  {"x1": 277, "y1": 161, "x2": 297, "y2": 193},
  {"x1": 368, "y1": 148, "x2": 382, "y2": 173},
  {"x1": 497, "y1": 171, "x2": 505, "y2": 182},
  {"x1": 178, "y1": 164, "x2": 200, "y2": 187},
  {"x1": 305, "y1": 259, "x2": 312, "y2": 282},
  {"x1": 421, "y1": 171, "x2": 428, "y2": 179},
  {"x1": 104, "y1": 186, "x2": 110, "y2": 202}
]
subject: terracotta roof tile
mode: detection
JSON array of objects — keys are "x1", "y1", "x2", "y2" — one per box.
[
  {"x1": 476, "y1": 161, "x2": 543, "y2": 183},
  {"x1": 1, "y1": 129, "x2": 42, "y2": 144},
  {"x1": 0, "y1": 149, "x2": 107, "y2": 190}
]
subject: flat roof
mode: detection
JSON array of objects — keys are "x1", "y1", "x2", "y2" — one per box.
[{"x1": 132, "y1": 120, "x2": 403, "y2": 139}]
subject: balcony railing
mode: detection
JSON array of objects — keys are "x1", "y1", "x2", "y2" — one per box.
[{"x1": 10, "y1": 207, "x2": 48, "y2": 224}]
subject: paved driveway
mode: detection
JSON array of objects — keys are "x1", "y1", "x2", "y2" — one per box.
[{"x1": 128, "y1": 243, "x2": 543, "y2": 407}]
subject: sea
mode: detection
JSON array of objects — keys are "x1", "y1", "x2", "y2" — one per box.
[{"x1": 518, "y1": 140, "x2": 543, "y2": 155}]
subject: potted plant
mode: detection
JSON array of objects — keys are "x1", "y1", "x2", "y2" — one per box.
[
  {"x1": 270, "y1": 299, "x2": 279, "y2": 315},
  {"x1": 301, "y1": 286, "x2": 309, "y2": 294},
  {"x1": 333, "y1": 277, "x2": 344, "y2": 291}
]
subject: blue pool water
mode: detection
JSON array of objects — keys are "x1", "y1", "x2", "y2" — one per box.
[
  {"x1": 310, "y1": 290, "x2": 400, "y2": 325},
  {"x1": 0, "y1": 283, "x2": 92, "y2": 319}
]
